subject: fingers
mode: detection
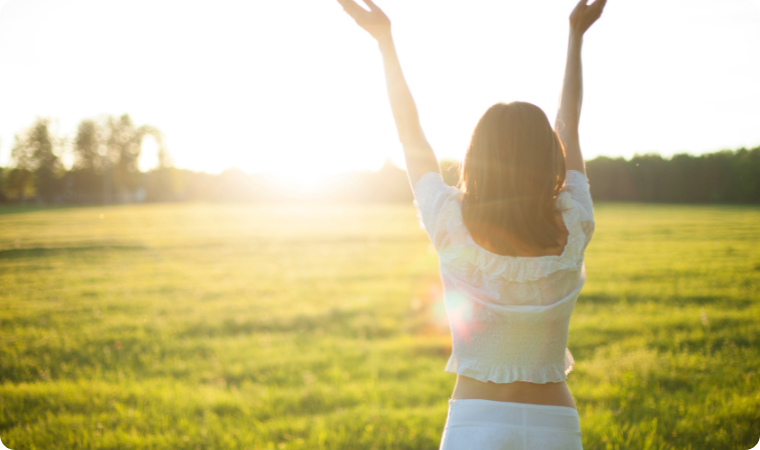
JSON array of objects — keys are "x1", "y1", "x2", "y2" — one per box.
[
  {"x1": 336, "y1": 0, "x2": 354, "y2": 12},
  {"x1": 589, "y1": 0, "x2": 607, "y2": 12},
  {"x1": 573, "y1": 0, "x2": 605, "y2": 25},
  {"x1": 589, "y1": 0, "x2": 607, "y2": 20},
  {"x1": 571, "y1": 0, "x2": 588, "y2": 16},
  {"x1": 337, "y1": 0, "x2": 365, "y2": 17},
  {"x1": 363, "y1": 0, "x2": 379, "y2": 11}
]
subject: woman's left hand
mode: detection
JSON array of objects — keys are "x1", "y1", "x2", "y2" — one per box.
[
  {"x1": 337, "y1": 0, "x2": 391, "y2": 41},
  {"x1": 569, "y1": 0, "x2": 607, "y2": 37}
]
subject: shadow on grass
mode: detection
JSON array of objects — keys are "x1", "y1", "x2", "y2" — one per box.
[
  {"x1": 178, "y1": 307, "x2": 400, "y2": 340},
  {"x1": 571, "y1": 306, "x2": 757, "y2": 365},
  {"x1": 0, "y1": 245, "x2": 149, "y2": 260},
  {"x1": 0, "y1": 204, "x2": 106, "y2": 216},
  {"x1": 579, "y1": 293, "x2": 754, "y2": 309}
]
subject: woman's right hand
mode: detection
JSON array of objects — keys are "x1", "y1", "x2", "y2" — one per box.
[
  {"x1": 337, "y1": 0, "x2": 392, "y2": 42},
  {"x1": 569, "y1": 0, "x2": 607, "y2": 37}
]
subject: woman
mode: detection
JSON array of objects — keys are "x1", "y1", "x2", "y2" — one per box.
[{"x1": 338, "y1": 0, "x2": 605, "y2": 448}]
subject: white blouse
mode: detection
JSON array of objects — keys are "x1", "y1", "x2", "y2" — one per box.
[{"x1": 412, "y1": 170, "x2": 595, "y2": 384}]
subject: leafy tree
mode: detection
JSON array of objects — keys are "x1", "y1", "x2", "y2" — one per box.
[
  {"x1": 73, "y1": 119, "x2": 101, "y2": 171},
  {"x1": 69, "y1": 119, "x2": 103, "y2": 201},
  {"x1": 104, "y1": 114, "x2": 141, "y2": 199},
  {"x1": 9, "y1": 118, "x2": 62, "y2": 203},
  {"x1": 68, "y1": 114, "x2": 167, "y2": 203},
  {"x1": 585, "y1": 147, "x2": 760, "y2": 203},
  {"x1": 585, "y1": 156, "x2": 637, "y2": 201},
  {"x1": 0, "y1": 168, "x2": 35, "y2": 202}
]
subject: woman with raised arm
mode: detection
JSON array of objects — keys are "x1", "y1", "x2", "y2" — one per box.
[{"x1": 338, "y1": 0, "x2": 606, "y2": 448}]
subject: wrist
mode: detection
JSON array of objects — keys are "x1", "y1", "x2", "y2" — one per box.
[
  {"x1": 376, "y1": 31, "x2": 394, "y2": 51},
  {"x1": 568, "y1": 29, "x2": 584, "y2": 44}
]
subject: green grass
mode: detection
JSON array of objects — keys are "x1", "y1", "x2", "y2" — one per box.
[{"x1": 0, "y1": 202, "x2": 758, "y2": 450}]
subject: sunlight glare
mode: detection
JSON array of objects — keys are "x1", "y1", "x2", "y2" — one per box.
[
  {"x1": 139, "y1": 135, "x2": 159, "y2": 172},
  {"x1": 266, "y1": 168, "x2": 329, "y2": 190},
  {"x1": 446, "y1": 290, "x2": 473, "y2": 341},
  {"x1": 0, "y1": 0, "x2": 758, "y2": 174}
]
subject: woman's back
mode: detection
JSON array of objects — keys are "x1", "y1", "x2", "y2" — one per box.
[
  {"x1": 413, "y1": 169, "x2": 595, "y2": 406},
  {"x1": 415, "y1": 169, "x2": 594, "y2": 305}
]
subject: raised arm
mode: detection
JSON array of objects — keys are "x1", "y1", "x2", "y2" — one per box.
[
  {"x1": 337, "y1": 0, "x2": 440, "y2": 185},
  {"x1": 555, "y1": 0, "x2": 607, "y2": 175}
]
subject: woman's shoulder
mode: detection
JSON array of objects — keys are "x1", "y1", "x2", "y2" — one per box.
[
  {"x1": 412, "y1": 172, "x2": 464, "y2": 243},
  {"x1": 558, "y1": 170, "x2": 594, "y2": 228},
  {"x1": 557, "y1": 170, "x2": 595, "y2": 249},
  {"x1": 413, "y1": 173, "x2": 464, "y2": 223},
  {"x1": 563, "y1": 170, "x2": 589, "y2": 188}
]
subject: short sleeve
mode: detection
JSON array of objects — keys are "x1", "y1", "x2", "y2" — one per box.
[
  {"x1": 563, "y1": 170, "x2": 595, "y2": 247},
  {"x1": 412, "y1": 172, "x2": 461, "y2": 248}
]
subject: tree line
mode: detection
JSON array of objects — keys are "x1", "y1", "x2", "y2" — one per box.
[
  {"x1": 1, "y1": 116, "x2": 758, "y2": 204},
  {"x1": 0, "y1": 114, "x2": 415, "y2": 204},
  {"x1": 0, "y1": 115, "x2": 172, "y2": 204},
  {"x1": 584, "y1": 149, "x2": 760, "y2": 203}
]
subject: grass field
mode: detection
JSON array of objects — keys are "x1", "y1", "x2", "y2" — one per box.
[{"x1": 1, "y1": 202, "x2": 759, "y2": 450}]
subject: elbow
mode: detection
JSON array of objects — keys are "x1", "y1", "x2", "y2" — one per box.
[
  {"x1": 557, "y1": 130, "x2": 580, "y2": 152},
  {"x1": 555, "y1": 116, "x2": 579, "y2": 135}
]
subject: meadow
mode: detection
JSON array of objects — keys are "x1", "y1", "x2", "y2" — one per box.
[{"x1": 0, "y1": 202, "x2": 759, "y2": 450}]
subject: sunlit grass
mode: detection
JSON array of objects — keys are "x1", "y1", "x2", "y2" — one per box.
[{"x1": 1, "y1": 202, "x2": 759, "y2": 449}]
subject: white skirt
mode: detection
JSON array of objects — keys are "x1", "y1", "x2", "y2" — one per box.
[{"x1": 439, "y1": 399, "x2": 583, "y2": 450}]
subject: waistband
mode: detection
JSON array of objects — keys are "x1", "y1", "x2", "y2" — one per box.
[{"x1": 446, "y1": 399, "x2": 581, "y2": 435}]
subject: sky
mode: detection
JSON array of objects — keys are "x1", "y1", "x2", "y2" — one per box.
[{"x1": 0, "y1": 0, "x2": 759, "y2": 182}]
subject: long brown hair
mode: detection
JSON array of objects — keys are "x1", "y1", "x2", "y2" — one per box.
[{"x1": 460, "y1": 102, "x2": 567, "y2": 255}]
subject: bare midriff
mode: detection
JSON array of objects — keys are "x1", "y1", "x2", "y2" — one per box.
[{"x1": 451, "y1": 375, "x2": 577, "y2": 408}]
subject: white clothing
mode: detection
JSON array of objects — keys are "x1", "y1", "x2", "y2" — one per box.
[
  {"x1": 412, "y1": 170, "x2": 595, "y2": 383},
  {"x1": 439, "y1": 399, "x2": 583, "y2": 450}
]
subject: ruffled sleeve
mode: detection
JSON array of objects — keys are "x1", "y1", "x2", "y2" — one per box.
[
  {"x1": 563, "y1": 170, "x2": 595, "y2": 248},
  {"x1": 412, "y1": 172, "x2": 462, "y2": 249}
]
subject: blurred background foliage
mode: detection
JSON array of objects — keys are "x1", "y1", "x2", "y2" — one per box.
[{"x1": 1, "y1": 115, "x2": 759, "y2": 205}]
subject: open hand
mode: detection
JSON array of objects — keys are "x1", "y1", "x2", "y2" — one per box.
[
  {"x1": 337, "y1": 0, "x2": 391, "y2": 41},
  {"x1": 569, "y1": 0, "x2": 607, "y2": 36}
]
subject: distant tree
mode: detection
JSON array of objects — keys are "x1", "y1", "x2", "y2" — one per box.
[
  {"x1": 70, "y1": 119, "x2": 103, "y2": 202},
  {"x1": 2, "y1": 164, "x2": 33, "y2": 203},
  {"x1": 8, "y1": 131, "x2": 36, "y2": 201},
  {"x1": 106, "y1": 114, "x2": 142, "y2": 199},
  {"x1": 376, "y1": 159, "x2": 413, "y2": 201},
  {"x1": 585, "y1": 156, "x2": 637, "y2": 201},
  {"x1": 73, "y1": 119, "x2": 101, "y2": 171},
  {"x1": 9, "y1": 118, "x2": 62, "y2": 203},
  {"x1": 0, "y1": 168, "x2": 35, "y2": 202},
  {"x1": 67, "y1": 114, "x2": 166, "y2": 203},
  {"x1": 729, "y1": 148, "x2": 760, "y2": 202},
  {"x1": 439, "y1": 159, "x2": 461, "y2": 187},
  {"x1": 585, "y1": 146, "x2": 760, "y2": 203}
]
